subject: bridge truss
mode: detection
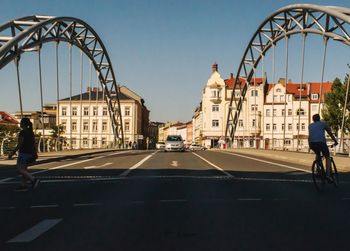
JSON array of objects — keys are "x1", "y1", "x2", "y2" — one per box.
[
  {"x1": 0, "y1": 16, "x2": 124, "y2": 147},
  {"x1": 225, "y1": 4, "x2": 350, "y2": 150}
]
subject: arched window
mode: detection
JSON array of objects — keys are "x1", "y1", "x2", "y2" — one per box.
[{"x1": 276, "y1": 88, "x2": 282, "y2": 93}]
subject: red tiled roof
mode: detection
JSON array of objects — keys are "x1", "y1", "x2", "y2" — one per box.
[
  {"x1": 266, "y1": 81, "x2": 333, "y2": 100},
  {"x1": 0, "y1": 111, "x2": 19, "y2": 125},
  {"x1": 224, "y1": 77, "x2": 264, "y2": 89}
]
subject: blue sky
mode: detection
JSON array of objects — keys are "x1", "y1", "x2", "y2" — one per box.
[{"x1": 1, "y1": 0, "x2": 350, "y2": 122}]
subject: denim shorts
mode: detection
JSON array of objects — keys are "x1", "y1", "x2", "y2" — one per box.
[{"x1": 17, "y1": 153, "x2": 36, "y2": 165}]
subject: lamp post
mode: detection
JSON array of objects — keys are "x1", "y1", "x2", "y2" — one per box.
[{"x1": 339, "y1": 64, "x2": 350, "y2": 153}]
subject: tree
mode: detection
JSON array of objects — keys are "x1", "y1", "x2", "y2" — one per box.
[{"x1": 322, "y1": 76, "x2": 350, "y2": 135}]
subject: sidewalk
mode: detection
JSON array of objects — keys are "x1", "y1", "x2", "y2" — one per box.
[
  {"x1": 0, "y1": 148, "x2": 121, "y2": 167},
  {"x1": 216, "y1": 148, "x2": 350, "y2": 172}
]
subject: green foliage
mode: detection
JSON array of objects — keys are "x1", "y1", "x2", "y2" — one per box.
[{"x1": 322, "y1": 77, "x2": 350, "y2": 134}]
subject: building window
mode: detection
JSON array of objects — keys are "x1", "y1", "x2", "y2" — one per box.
[
  {"x1": 276, "y1": 88, "x2": 282, "y2": 93},
  {"x1": 266, "y1": 109, "x2": 270, "y2": 117},
  {"x1": 83, "y1": 121, "x2": 89, "y2": 131},
  {"x1": 280, "y1": 95, "x2": 285, "y2": 102},
  {"x1": 71, "y1": 138, "x2": 76, "y2": 146},
  {"x1": 92, "y1": 137, "x2": 97, "y2": 146},
  {"x1": 288, "y1": 123, "x2": 292, "y2": 131},
  {"x1": 284, "y1": 139, "x2": 291, "y2": 145},
  {"x1": 83, "y1": 138, "x2": 88, "y2": 147},
  {"x1": 282, "y1": 123, "x2": 285, "y2": 131},
  {"x1": 238, "y1": 120, "x2": 243, "y2": 127},
  {"x1": 252, "y1": 119, "x2": 256, "y2": 127},
  {"x1": 249, "y1": 139, "x2": 254, "y2": 147},
  {"x1": 125, "y1": 107, "x2": 130, "y2": 116},
  {"x1": 273, "y1": 95, "x2": 278, "y2": 102},
  {"x1": 83, "y1": 107, "x2": 89, "y2": 116},
  {"x1": 102, "y1": 121, "x2": 107, "y2": 131},
  {"x1": 302, "y1": 123, "x2": 306, "y2": 131},
  {"x1": 61, "y1": 121, "x2": 66, "y2": 131},
  {"x1": 282, "y1": 109, "x2": 285, "y2": 116},
  {"x1": 72, "y1": 107, "x2": 78, "y2": 116},
  {"x1": 288, "y1": 109, "x2": 292, "y2": 116},
  {"x1": 311, "y1": 93, "x2": 319, "y2": 100},
  {"x1": 62, "y1": 107, "x2": 67, "y2": 116},
  {"x1": 296, "y1": 123, "x2": 299, "y2": 130},
  {"x1": 103, "y1": 107, "x2": 108, "y2": 116},
  {"x1": 212, "y1": 105, "x2": 219, "y2": 112},
  {"x1": 101, "y1": 138, "x2": 106, "y2": 146},
  {"x1": 251, "y1": 104, "x2": 258, "y2": 112},
  {"x1": 273, "y1": 109, "x2": 277, "y2": 116},
  {"x1": 125, "y1": 121, "x2": 130, "y2": 132},
  {"x1": 93, "y1": 107, "x2": 98, "y2": 116},
  {"x1": 266, "y1": 123, "x2": 270, "y2": 131},
  {"x1": 212, "y1": 120, "x2": 219, "y2": 127},
  {"x1": 92, "y1": 121, "x2": 98, "y2": 131},
  {"x1": 273, "y1": 124, "x2": 277, "y2": 130},
  {"x1": 211, "y1": 90, "x2": 221, "y2": 98},
  {"x1": 72, "y1": 121, "x2": 77, "y2": 131},
  {"x1": 251, "y1": 90, "x2": 258, "y2": 97},
  {"x1": 296, "y1": 109, "x2": 305, "y2": 116}
]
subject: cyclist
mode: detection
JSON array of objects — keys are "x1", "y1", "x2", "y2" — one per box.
[{"x1": 308, "y1": 114, "x2": 338, "y2": 178}]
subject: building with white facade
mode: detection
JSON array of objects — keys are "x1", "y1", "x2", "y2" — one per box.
[
  {"x1": 194, "y1": 63, "x2": 334, "y2": 151},
  {"x1": 58, "y1": 86, "x2": 149, "y2": 149}
]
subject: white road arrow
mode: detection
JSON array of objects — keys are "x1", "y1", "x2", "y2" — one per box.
[{"x1": 171, "y1": 161, "x2": 178, "y2": 167}]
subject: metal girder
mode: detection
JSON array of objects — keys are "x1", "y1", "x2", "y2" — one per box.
[
  {"x1": 0, "y1": 15, "x2": 124, "y2": 146},
  {"x1": 225, "y1": 4, "x2": 350, "y2": 141}
]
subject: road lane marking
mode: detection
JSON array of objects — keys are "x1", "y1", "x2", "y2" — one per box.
[
  {"x1": 192, "y1": 152, "x2": 233, "y2": 177},
  {"x1": 0, "y1": 206, "x2": 16, "y2": 210},
  {"x1": 8, "y1": 219, "x2": 62, "y2": 243},
  {"x1": 120, "y1": 152, "x2": 157, "y2": 177},
  {"x1": 31, "y1": 205, "x2": 59, "y2": 208},
  {"x1": 237, "y1": 198, "x2": 262, "y2": 201},
  {"x1": 73, "y1": 203, "x2": 100, "y2": 207},
  {"x1": 83, "y1": 166, "x2": 97, "y2": 169},
  {"x1": 0, "y1": 150, "x2": 134, "y2": 183},
  {"x1": 171, "y1": 161, "x2": 178, "y2": 167},
  {"x1": 160, "y1": 199, "x2": 187, "y2": 203},
  {"x1": 222, "y1": 151, "x2": 312, "y2": 173},
  {"x1": 83, "y1": 162, "x2": 112, "y2": 169}
]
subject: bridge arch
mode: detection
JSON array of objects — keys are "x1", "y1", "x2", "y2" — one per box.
[
  {"x1": 225, "y1": 4, "x2": 350, "y2": 143},
  {"x1": 0, "y1": 16, "x2": 124, "y2": 146}
]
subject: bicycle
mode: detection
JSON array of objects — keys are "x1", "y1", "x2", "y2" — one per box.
[{"x1": 311, "y1": 144, "x2": 339, "y2": 192}]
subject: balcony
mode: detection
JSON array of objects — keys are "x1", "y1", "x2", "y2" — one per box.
[{"x1": 210, "y1": 96, "x2": 222, "y2": 103}]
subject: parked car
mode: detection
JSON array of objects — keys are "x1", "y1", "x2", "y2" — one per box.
[
  {"x1": 156, "y1": 142, "x2": 165, "y2": 150},
  {"x1": 164, "y1": 135, "x2": 185, "y2": 152},
  {"x1": 189, "y1": 144, "x2": 206, "y2": 151}
]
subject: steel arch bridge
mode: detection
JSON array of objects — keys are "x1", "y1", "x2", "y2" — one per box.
[
  {"x1": 0, "y1": 15, "x2": 124, "y2": 146},
  {"x1": 225, "y1": 4, "x2": 350, "y2": 143}
]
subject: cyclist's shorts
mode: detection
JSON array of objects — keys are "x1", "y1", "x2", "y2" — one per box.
[{"x1": 309, "y1": 142, "x2": 330, "y2": 158}]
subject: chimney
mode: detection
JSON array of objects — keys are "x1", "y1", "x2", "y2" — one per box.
[{"x1": 212, "y1": 63, "x2": 218, "y2": 73}]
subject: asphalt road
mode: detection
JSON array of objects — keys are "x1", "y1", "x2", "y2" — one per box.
[{"x1": 1, "y1": 149, "x2": 350, "y2": 251}]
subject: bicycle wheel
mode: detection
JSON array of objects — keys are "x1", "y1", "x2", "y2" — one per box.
[
  {"x1": 330, "y1": 158, "x2": 339, "y2": 188},
  {"x1": 312, "y1": 161, "x2": 326, "y2": 192}
]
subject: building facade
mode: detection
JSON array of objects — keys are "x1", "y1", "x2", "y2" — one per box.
[{"x1": 58, "y1": 86, "x2": 149, "y2": 149}]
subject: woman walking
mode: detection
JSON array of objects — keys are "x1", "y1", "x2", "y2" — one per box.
[{"x1": 9, "y1": 118, "x2": 40, "y2": 191}]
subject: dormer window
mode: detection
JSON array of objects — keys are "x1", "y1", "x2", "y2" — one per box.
[
  {"x1": 311, "y1": 93, "x2": 319, "y2": 100},
  {"x1": 276, "y1": 88, "x2": 282, "y2": 93},
  {"x1": 297, "y1": 87, "x2": 305, "y2": 91}
]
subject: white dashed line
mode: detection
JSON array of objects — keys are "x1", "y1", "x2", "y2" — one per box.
[
  {"x1": 30, "y1": 205, "x2": 59, "y2": 209},
  {"x1": 73, "y1": 203, "x2": 100, "y2": 207},
  {"x1": 237, "y1": 198, "x2": 262, "y2": 201},
  {"x1": 120, "y1": 152, "x2": 157, "y2": 177},
  {"x1": 160, "y1": 199, "x2": 187, "y2": 203},
  {"x1": 8, "y1": 219, "x2": 62, "y2": 243}
]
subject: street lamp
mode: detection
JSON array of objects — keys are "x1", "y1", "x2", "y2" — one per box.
[{"x1": 339, "y1": 63, "x2": 350, "y2": 154}]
